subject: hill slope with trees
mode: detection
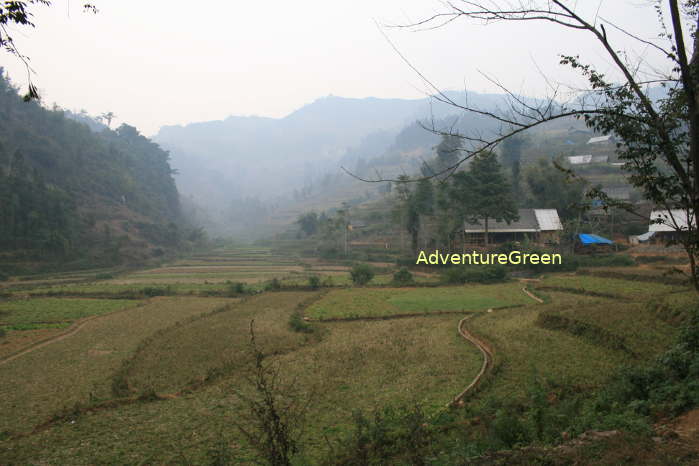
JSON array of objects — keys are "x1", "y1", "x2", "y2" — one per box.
[{"x1": 0, "y1": 70, "x2": 186, "y2": 272}]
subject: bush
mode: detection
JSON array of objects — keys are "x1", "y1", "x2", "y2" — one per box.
[
  {"x1": 308, "y1": 275, "x2": 321, "y2": 290},
  {"x1": 322, "y1": 276, "x2": 334, "y2": 287},
  {"x1": 332, "y1": 405, "x2": 433, "y2": 465},
  {"x1": 0, "y1": 271, "x2": 9, "y2": 282},
  {"x1": 141, "y1": 286, "x2": 173, "y2": 297},
  {"x1": 350, "y1": 263, "x2": 375, "y2": 286},
  {"x1": 392, "y1": 267, "x2": 414, "y2": 286},
  {"x1": 442, "y1": 265, "x2": 507, "y2": 284},
  {"x1": 227, "y1": 282, "x2": 247, "y2": 296},
  {"x1": 95, "y1": 272, "x2": 114, "y2": 280},
  {"x1": 0, "y1": 328, "x2": 5, "y2": 338},
  {"x1": 576, "y1": 254, "x2": 635, "y2": 268},
  {"x1": 265, "y1": 278, "x2": 281, "y2": 291},
  {"x1": 288, "y1": 311, "x2": 314, "y2": 333}
]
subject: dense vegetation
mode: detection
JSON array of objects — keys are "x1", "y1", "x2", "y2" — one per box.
[{"x1": 0, "y1": 69, "x2": 184, "y2": 267}]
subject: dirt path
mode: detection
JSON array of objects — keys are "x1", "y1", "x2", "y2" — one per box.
[
  {"x1": 522, "y1": 286, "x2": 544, "y2": 303},
  {"x1": 448, "y1": 314, "x2": 495, "y2": 407},
  {"x1": 0, "y1": 302, "x2": 146, "y2": 367}
]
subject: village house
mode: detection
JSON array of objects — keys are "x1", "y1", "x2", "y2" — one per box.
[
  {"x1": 587, "y1": 135, "x2": 615, "y2": 144},
  {"x1": 649, "y1": 209, "x2": 696, "y2": 243},
  {"x1": 567, "y1": 154, "x2": 609, "y2": 165},
  {"x1": 463, "y1": 208, "x2": 563, "y2": 246}
]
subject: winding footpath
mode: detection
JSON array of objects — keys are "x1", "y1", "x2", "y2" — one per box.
[{"x1": 448, "y1": 314, "x2": 495, "y2": 407}]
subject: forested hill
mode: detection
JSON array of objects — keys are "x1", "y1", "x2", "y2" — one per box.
[{"x1": 0, "y1": 71, "x2": 183, "y2": 270}]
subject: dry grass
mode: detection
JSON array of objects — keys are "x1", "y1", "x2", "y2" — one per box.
[
  {"x1": 125, "y1": 292, "x2": 318, "y2": 394},
  {"x1": 0, "y1": 314, "x2": 482, "y2": 464},
  {"x1": 469, "y1": 304, "x2": 632, "y2": 402},
  {"x1": 0, "y1": 297, "x2": 233, "y2": 434}
]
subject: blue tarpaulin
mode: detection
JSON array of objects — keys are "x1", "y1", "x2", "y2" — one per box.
[{"x1": 578, "y1": 233, "x2": 614, "y2": 245}]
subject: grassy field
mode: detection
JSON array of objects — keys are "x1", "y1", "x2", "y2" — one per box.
[
  {"x1": 0, "y1": 246, "x2": 694, "y2": 464},
  {"x1": 305, "y1": 282, "x2": 532, "y2": 320},
  {"x1": 0, "y1": 314, "x2": 483, "y2": 464},
  {"x1": 124, "y1": 292, "x2": 318, "y2": 394},
  {"x1": 0, "y1": 297, "x2": 234, "y2": 434},
  {"x1": 536, "y1": 274, "x2": 685, "y2": 299},
  {"x1": 0, "y1": 298, "x2": 140, "y2": 330}
]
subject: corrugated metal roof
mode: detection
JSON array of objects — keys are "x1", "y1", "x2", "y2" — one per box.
[
  {"x1": 649, "y1": 210, "x2": 695, "y2": 232},
  {"x1": 534, "y1": 209, "x2": 563, "y2": 231},
  {"x1": 463, "y1": 208, "x2": 562, "y2": 233},
  {"x1": 568, "y1": 155, "x2": 592, "y2": 164},
  {"x1": 587, "y1": 135, "x2": 612, "y2": 144}
]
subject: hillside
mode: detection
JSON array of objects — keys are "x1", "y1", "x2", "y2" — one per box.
[{"x1": 0, "y1": 70, "x2": 184, "y2": 272}]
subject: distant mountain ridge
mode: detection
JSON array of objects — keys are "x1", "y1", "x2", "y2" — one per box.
[{"x1": 153, "y1": 90, "x2": 519, "y2": 214}]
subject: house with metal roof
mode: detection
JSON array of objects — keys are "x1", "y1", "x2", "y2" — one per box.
[
  {"x1": 587, "y1": 135, "x2": 614, "y2": 144},
  {"x1": 567, "y1": 154, "x2": 609, "y2": 165},
  {"x1": 463, "y1": 208, "x2": 563, "y2": 246},
  {"x1": 648, "y1": 209, "x2": 695, "y2": 242}
]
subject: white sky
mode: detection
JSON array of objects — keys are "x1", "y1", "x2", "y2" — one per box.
[{"x1": 1, "y1": 1, "x2": 677, "y2": 136}]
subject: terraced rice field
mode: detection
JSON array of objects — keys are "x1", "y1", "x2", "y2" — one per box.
[
  {"x1": 305, "y1": 282, "x2": 533, "y2": 320},
  {"x1": 0, "y1": 297, "x2": 233, "y2": 433},
  {"x1": 0, "y1": 246, "x2": 693, "y2": 464}
]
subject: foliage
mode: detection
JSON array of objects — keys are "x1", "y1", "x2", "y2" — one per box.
[
  {"x1": 441, "y1": 265, "x2": 507, "y2": 284},
  {"x1": 330, "y1": 405, "x2": 433, "y2": 465},
  {"x1": 391, "y1": 267, "x2": 414, "y2": 286},
  {"x1": 450, "y1": 152, "x2": 518, "y2": 246},
  {"x1": 307, "y1": 275, "x2": 321, "y2": 290},
  {"x1": 499, "y1": 134, "x2": 524, "y2": 199},
  {"x1": 296, "y1": 212, "x2": 319, "y2": 237},
  {"x1": 350, "y1": 263, "x2": 375, "y2": 285},
  {"x1": 141, "y1": 286, "x2": 174, "y2": 297},
  {"x1": 288, "y1": 311, "x2": 314, "y2": 333},
  {"x1": 226, "y1": 281, "x2": 247, "y2": 296},
  {"x1": 0, "y1": 71, "x2": 182, "y2": 260},
  {"x1": 421, "y1": 133, "x2": 463, "y2": 178},
  {"x1": 233, "y1": 322, "x2": 308, "y2": 466},
  {"x1": 265, "y1": 278, "x2": 282, "y2": 291},
  {"x1": 524, "y1": 158, "x2": 587, "y2": 220}
]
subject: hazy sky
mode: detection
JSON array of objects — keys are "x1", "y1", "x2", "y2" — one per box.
[{"x1": 1, "y1": 1, "x2": 677, "y2": 135}]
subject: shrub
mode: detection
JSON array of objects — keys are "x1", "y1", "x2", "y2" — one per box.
[
  {"x1": 332, "y1": 405, "x2": 433, "y2": 465},
  {"x1": 227, "y1": 282, "x2": 247, "y2": 296},
  {"x1": 0, "y1": 271, "x2": 9, "y2": 282},
  {"x1": 265, "y1": 278, "x2": 281, "y2": 291},
  {"x1": 442, "y1": 265, "x2": 507, "y2": 284},
  {"x1": 308, "y1": 275, "x2": 321, "y2": 290},
  {"x1": 322, "y1": 276, "x2": 334, "y2": 287},
  {"x1": 95, "y1": 272, "x2": 114, "y2": 280},
  {"x1": 0, "y1": 328, "x2": 6, "y2": 338},
  {"x1": 576, "y1": 254, "x2": 635, "y2": 268},
  {"x1": 350, "y1": 263, "x2": 375, "y2": 286},
  {"x1": 141, "y1": 286, "x2": 173, "y2": 297},
  {"x1": 392, "y1": 267, "x2": 414, "y2": 286},
  {"x1": 288, "y1": 311, "x2": 314, "y2": 333}
]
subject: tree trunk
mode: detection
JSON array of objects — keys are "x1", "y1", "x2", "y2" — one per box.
[{"x1": 484, "y1": 216, "x2": 489, "y2": 247}]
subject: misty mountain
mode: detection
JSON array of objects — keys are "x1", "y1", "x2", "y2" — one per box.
[{"x1": 153, "y1": 91, "x2": 519, "y2": 216}]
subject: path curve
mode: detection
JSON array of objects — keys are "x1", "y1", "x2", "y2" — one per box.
[
  {"x1": 448, "y1": 314, "x2": 495, "y2": 407},
  {"x1": 0, "y1": 301, "x2": 147, "y2": 367},
  {"x1": 522, "y1": 286, "x2": 544, "y2": 303}
]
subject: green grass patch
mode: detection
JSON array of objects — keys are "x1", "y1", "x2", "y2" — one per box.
[
  {"x1": 306, "y1": 282, "x2": 532, "y2": 320},
  {"x1": 538, "y1": 274, "x2": 686, "y2": 300},
  {"x1": 0, "y1": 298, "x2": 140, "y2": 328}
]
